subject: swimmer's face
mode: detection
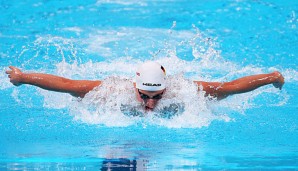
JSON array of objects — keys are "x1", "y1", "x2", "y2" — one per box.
[{"x1": 136, "y1": 89, "x2": 165, "y2": 110}]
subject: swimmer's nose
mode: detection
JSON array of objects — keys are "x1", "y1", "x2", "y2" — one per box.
[{"x1": 145, "y1": 99, "x2": 158, "y2": 109}]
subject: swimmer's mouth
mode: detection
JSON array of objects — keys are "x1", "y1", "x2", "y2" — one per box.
[{"x1": 145, "y1": 106, "x2": 154, "y2": 111}]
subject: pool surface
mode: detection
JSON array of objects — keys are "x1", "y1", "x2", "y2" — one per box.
[{"x1": 1, "y1": 0, "x2": 298, "y2": 170}]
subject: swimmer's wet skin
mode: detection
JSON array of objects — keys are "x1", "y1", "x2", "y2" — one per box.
[{"x1": 6, "y1": 62, "x2": 284, "y2": 111}]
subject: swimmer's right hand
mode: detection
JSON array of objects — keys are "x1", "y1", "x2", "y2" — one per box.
[{"x1": 6, "y1": 66, "x2": 23, "y2": 86}]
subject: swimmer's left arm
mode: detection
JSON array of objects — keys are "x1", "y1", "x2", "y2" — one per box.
[{"x1": 195, "y1": 71, "x2": 284, "y2": 100}]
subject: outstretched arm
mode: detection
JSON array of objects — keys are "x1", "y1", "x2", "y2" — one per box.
[
  {"x1": 195, "y1": 71, "x2": 284, "y2": 100},
  {"x1": 6, "y1": 66, "x2": 101, "y2": 98}
]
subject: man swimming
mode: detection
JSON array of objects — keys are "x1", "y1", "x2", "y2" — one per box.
[{"x1": 6, "y1": 61, "x2": 284, "y2": 110}]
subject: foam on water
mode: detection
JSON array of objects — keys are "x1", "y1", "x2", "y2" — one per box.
[
  {"x1": 4, "y1": 56, "x2": 292, "y2": 128},
  {"x1": 63, "y1": 73, "x2": 230, "y2": 128},
  {"x1": 1, "y1": 26, "x2": 296, "y2": 128}
]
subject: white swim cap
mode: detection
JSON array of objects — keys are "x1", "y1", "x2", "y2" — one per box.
[{"x1": 136, "y1": 61, "x2": 166, "y2": 91}]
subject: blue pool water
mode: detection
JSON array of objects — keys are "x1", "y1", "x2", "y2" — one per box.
[{"x1": 1, "y1": 0, "x2": 298, "y2": 170}]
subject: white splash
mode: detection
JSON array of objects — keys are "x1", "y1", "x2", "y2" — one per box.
[
  {"x1": 69, "y1": 76, "x2": 138, "y2": 127},
  {"x1": 64, "y1": 74, "x2": 230, "y2": 128},
  {"x1": 1, "y1": 26, "x2": 294, "y2": 128}
]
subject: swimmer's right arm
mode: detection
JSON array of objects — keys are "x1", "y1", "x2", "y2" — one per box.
[{"x1": 5, "y1": 66, "x2": 101, "y2": 98}]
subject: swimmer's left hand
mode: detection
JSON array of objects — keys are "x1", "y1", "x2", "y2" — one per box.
[{"x1": 272, "y1": 71, "x2": 284, "y2": 90}]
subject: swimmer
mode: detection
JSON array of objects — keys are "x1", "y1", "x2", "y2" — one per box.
[{"x1": 6, "y1": 61, "x2": 284, "y2": 110}]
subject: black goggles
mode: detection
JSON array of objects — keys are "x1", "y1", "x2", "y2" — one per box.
[{"x1": 138, "y1": 89, "x2": 164, "y2": 100}]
